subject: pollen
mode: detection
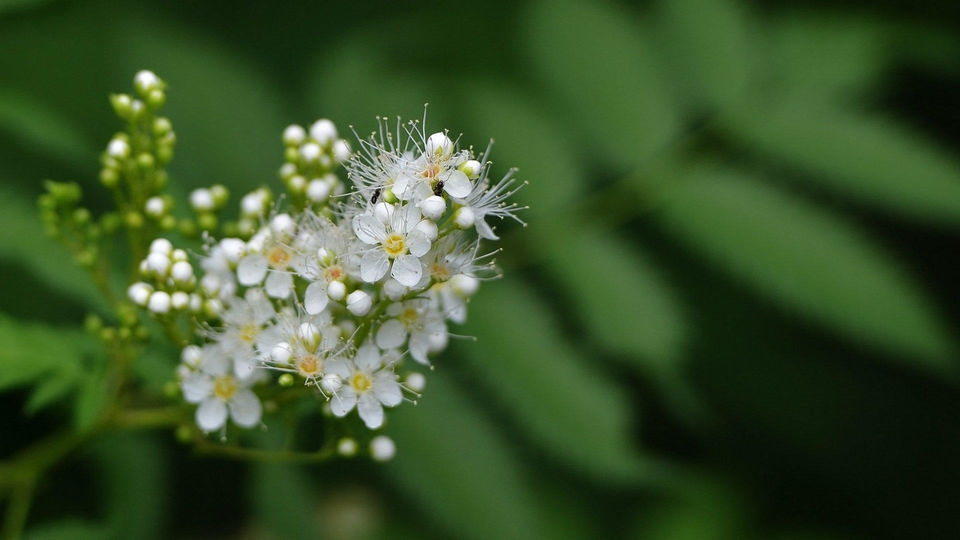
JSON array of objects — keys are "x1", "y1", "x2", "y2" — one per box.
[
  {"x1": 323, "y1": 265, "x2": 343, "y2": 281},
  {"x1": 350, "y1": 372, "x2": 372, "y2": 393},
  {"x1": 382, "y1": 233, "x2": 406, "y2": 258},
  {"x1": 267, "y1": 245, "x2": 292, "y2": 269},
  {"x1": 213, "y1": 375, "x2": 239, "y2": 401}
]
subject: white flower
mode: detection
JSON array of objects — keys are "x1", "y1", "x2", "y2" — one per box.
[
  {"x1": 180, "y1": 344, "x2": 262, "y2": 432},
  {"x1": 211, "y1": 288, "x2": 276, "y2": 379},
  {"x1": 352, "y1": 203, "x2": 431, "y2": 287},
  {"x1": 236, "y1": 214, "x2": 300, "y2": 299},
  {"x1": 328, "y1": 344, "x2": 403, "y2": 429},
  {"x1": 455, "y1": 156, "x2": 526, "y2": 240},
  {"x1": 375, "y1": 299, "x2": 447, "y2": 364}
]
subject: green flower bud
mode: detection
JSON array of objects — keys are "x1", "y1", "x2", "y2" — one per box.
[
  {"x1": 197, "y1": 213, "x2": 217, "y2": 231},
  {"x1": 125, "y1": 211, "x2": 144, "y2": 229},
  {"x1": 146, "y1": 88, "x2": 165, "y2": 110},
  {"x1": 100, "y1": 168, "x2": 120, "y2": 188},
  {"x1": 109, "y1": 93, "x2": 133, "y2": 119},
  {"x1": 136, "y1": 153, "x2": 155, "y2": 172}
]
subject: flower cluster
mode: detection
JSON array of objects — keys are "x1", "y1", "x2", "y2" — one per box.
[{"x1": 129, "y1": 108, "x2": 524, "y2": 450}]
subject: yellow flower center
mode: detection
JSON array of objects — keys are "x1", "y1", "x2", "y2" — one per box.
[
  {"x1": 323, "y1": 265, "x2": 343, "y2": 281},
  {"x1": 213, "y1": 375, "x2": 238, "y2": 401},
  {"x1": 430, "y1": 263, "x2": 449, "y2": 281},
  {"x1": 239, "y1": 323, "x2": 258, "y2": 344},
  {"x1": 399, "y1": 307, "x2": 419, "y2": 327},
  {"x1": 422, "y1": 164, "x2": 440, "y2": 179},
  {"x1": 350, "y1": 372, "x2": 372, "y2": 393},
  {"x1": 382, "y1": 233, "x2": 406, "y2": 258},
  {"x1": 296, "y1": 354, "x2": 322, "y2": 378},
  {"x1": 267, "y1": 245, "x2": 291, "y2": 269}
]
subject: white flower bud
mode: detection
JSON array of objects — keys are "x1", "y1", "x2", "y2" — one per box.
[
  {"x1": 288, "y1": 174, "x2": 307, "y2": 194},
  {"x1": 282, "y1": 124, "x2": 306, "y2": 146},
  {"x1": 271, "y1": 213, "x2": 295, "y2": 237},
  {"x1": 170, "y1": 261, "x2": 193, "y2": 284},
  {"x1": 309, "y1": 119, "x2": 338, "y2": 145},
  {"x1": 332, "y1": 139, "x2": 351, "y2": 163},
  {"x1": 327, "y1": 280, "x2": 346, "y2": 301},
  {"x1": 454, "y1": 207, "x2": 475, "y2": 229},
  {"x1": 450, "y1": 274, "x2": 480, "y2": 297},
  {"x1": 337, "y1": 437, "x2": 358, "y2": 457},
  {"x1": 299, "y1": 142, "x2": 322, "y2": 162},
  {"x1": 425, "y1": 132, "x2": 452, "y2": 159},
  {"x1": 134, "y1": 70, "x2": 161, "y2": 94},
  {"x1": 201, "y1": 274, "x2": 221, "y2": 295},
  {"x1": 145, "y1": 196, "x2": 166, "y2": 217},
  {"x1": 306, "y1": 179, "x2": 331, "y2": 202},
  {"x1": 189, "y1": 188, "x2": 215, "y2": 212},
  {"x1": 321, "y1": 373, "x2": 342, "y2": 394},
  {"x1": 415, "y1": 219, "x2": 438, "y2": 241},
  {"x1": 298, "y1": 322, "x2": 321, "y2": 351},
  {"x1": 210, "y1": 239, "x2": 239, "y2": 264},
  {"x1": 145, "y1": 252, "x2": 170, "y2": 276},
  {"x1": 127, "y1": 282, "x2": 153, "y2": 306},
  {"x1": 346, "y1": 290, "x2": 372, "y2": 316},
  {"x1": 150, "y1": 238, "x2": 173, "y2": 255},
  {"x1": 241, "y1": 190, "x2": 266, "y2": 217},
  {"x1": 107, "y1": 138, "x2": 130, "y2": 159},
  {"x1": 171, "y1": 249, "x2": 188, "y2": 263},
  {"x1": 171, "y1": 291, "x2": 190, "y2": 310},
  {"x1": 181, "y1": 345, "x2": 202, "y2": 369},
  {"x1": 459, "y1": 159, "x2": 483, "y2": 179},
  {"x1": 189, "y1": 294, "x2": 202, "y2": 312},
  {"x1": 279, "y1": 162, "x2": 297, "y2": 180},
  {"x1": 419, "y1": 195, "x2": 446, "y2": 220},
  {"x1": 405, "y1": 372, "x2": 426, "y2": 392},
  {"x1": 271, "y1": 342, "x2": 292, "y2": 364},
  {"x1": 370, "y1": 435, "x2": 396, "y2": 462},
  {"x1": 205, "y1": 298, "x2": 224, "y2": 316},
  {"x1": 148, "y1": 291, "x2": 171, "y2": 314},
  {"x1": 382, "y1": 278, "x2": 407, "y2": 301}
]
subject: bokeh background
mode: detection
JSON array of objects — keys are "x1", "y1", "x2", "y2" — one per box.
[{"x1": 2, "y1": 0, "x2": 960, "y2": 538}]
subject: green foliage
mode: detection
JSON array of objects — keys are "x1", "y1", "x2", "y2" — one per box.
[
  {"x1": 0, "y1": 91, "x2": 95, "y2": 169},
  {"x1": 93, "y1": 433, "x2": 167, "y2": 540}
]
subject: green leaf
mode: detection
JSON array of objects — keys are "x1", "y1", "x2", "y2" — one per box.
[
  {"x1": 653, "y1": 165, "x2": 955, "y2": 373},
  {"x1": 23, "y1": 520, "x2": 112, "y2": 540},
  {"x1": 0, "y1": 313, "x2": 92, "y2": 391},
  {"x1": 724, "y1": 107, "x2": 960, "y2": 227},
  {"x1": 0, "y1": 91, "x2": 95, "y2": 168},
  {"x1": 655, "y1": 0, "x2": 753, "y2": 111},
  {"x1": 386, "y1": 371, "x2": 553, "y2": 540},
  {"x1": 24, "y1": 373, "x2": 80, "y2": 415},
  {"x1": 250, "y1": 460, "x2": 322, "y2": 540},
  {"x1": 766, "y1": 13, "x2": 886, "y2": 104},
  {"x1": 464, "y1": 279, "x2": 650, "y2": 482},
  {"x1": 629, "y1": 475, "x2": 748, "y2": 540},
  {"x1": 523, "y1": 0, "x2": 679, "y2": 169},
  {"x1": 462, "y1": 84, "x2": 581, "y2": 224},
  {"x1": 74, "y1": 370, "x2": 109, "y2": 431},
  {"x1": 93, "y1": 433, "x2": 167, "y2": 540},
  {"x1": 0, "y1": 187, "x2": 107, "y2": 312},
  {"x1": 541, "y1": 225, "x2": 704, "y2": 424}
]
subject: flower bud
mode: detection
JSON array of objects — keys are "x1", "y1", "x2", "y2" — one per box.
[
  {"x1": 419, "y1": 195, "x2": 446, "y2": 220},
  {"x1": 425, "y1": 132, "x2": 452, "y2": 159},
  {"x1": 454, "y1": 207, "x2": 475, "y2": 229},
  {"x1": 346, "y1": 290, "x2": 372, "y2": 316},
  {"x1": 283, "y1": 124, "x2": 306, "y2": 146},
  {"x1": 332, "y1": 139, "x2": 351, "y2": 163},
  {"x1": 309, "y1": 119, "x2": 338, "y2": 145},
  {"x1": 190, "y1": 188, "x2": 215, "y2": 212},
  {"x1": 459, "y1": 159, "x2": 483, "y2": 179},
  {"x1": 148, "y1": 291, "x2": 171, "y2": 314},
  {"x1": 327, "y1": 280, "x2": 346, "y2": 301},
  {"x1": 128, "y1": 282, "x2": 153, "y2": 306},
  {"x1": 370, "y1": 435, "x2": 396, "y2": 461}
]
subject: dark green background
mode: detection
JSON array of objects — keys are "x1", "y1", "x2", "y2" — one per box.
[{"x1": 1, "y1": 0, "x2": 959, "y2": 538}]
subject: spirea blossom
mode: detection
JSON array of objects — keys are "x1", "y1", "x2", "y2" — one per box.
[{"x1": 149, "y1": 113, "x2": 524, "y2": 451}]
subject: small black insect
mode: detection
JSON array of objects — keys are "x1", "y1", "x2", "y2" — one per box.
[
  {"x1": 433, "y1": 181, "x2": 444, "y2": 197},
  {"x1": 371, "y1": 187, "x2": 382, "y2": 204}
]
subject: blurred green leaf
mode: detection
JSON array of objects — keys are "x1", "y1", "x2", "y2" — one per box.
[
  {"x1": 93, "y1": 433, "x2": 167, "y2": 540},
  {"x1": 250, "y1": 461, "x2": 322, "y2": 540},
  {"x1": 655, "y1": 0, "x2": 753, "y2": 111},
  {"x1": 0, "y1": 90, "x2": 95, "y2": 169},
  {"x1": 523, "y1": 0, "x2": 679, "y2": 170},
  {"x1": 0, "y1": 312, "x2": 92, "y2": 391},
  {"x1": 629, "y1": 475, "x2": 749, "y2": 540},
  {"x1": 464, "y1": 279, "x2": 649, "y2": 482},
  {"x1": 462, "y1": 84, "x2": 581, "y2": 224},
  {"x1": 113, "y1": 16, "x2": 288, "y2": 196},
  {"x1": 0, "y1": 187, "x2": 107, "y2": 312},
  {"x1": 24, "y1": 373, "x2": 79, "y2": 415},
  {"x1": 766, "y1": 13, "x2": 886, "y2": 104},
  {"x1": 724, "y1": 107, "x2": 960, "y2": 227},
  {"x1": 23, "y1": 520, "x2": 111, "y2": 540},
  {"x1": 653, "y1": 166, "x2": 955, "y2": 373},
  {"x1": 74, "y1": 369, "x2": 109, "y2": 431},
  {"x1": 387, "y1": 371, "x2": 553, "y2": 540}
]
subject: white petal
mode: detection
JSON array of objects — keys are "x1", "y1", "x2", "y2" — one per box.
[
  {"x1": 409, "y1": 331, "x2": 431, "y2": 364},
  {"x1": 233, "y1": 353, "x2": 257, "y2": 379},
  {"x1": 442, "y1": 169, "x2": 472, "y2": 198},
  {"x1": 355, "y1": 343, "x2": 382, "y2": 371},
  {"x1": 475, "y1": 217, "x2": 499, "y2": 240},
  {"x1": 237, "y1": 255, "x2": 268, "y2": 285},
  {"x1": 229, "y1": 389, "x2": 263, "y2": 428},
  {"x1": 265, "y1": 271, "x2": 293, "y2": 298},
  {"x1": 357, "y1": 394, "x2": 385, "y2": 429},
  {"x1": 196, "y1": 398, "x2": 228, "y2": 431},
  {"x1": 406, "y1": 231, "x2": 431, "y2": 257},
  {"x1": 399, "y1": 203, "x2": 423, "y2": 232},
  {"x1": 391, "y1": 254, "x2": 422, "y2": 287},
  {"x1": 353, "y1": 214, "x2": 384, "y2": 245},
  {"x1": 361, "y1": 250, "x2": 390, "y2": 283},
  {"x1": 376, "y1": 319, "x2": 407, "y2": 350},
  {"x1": 304, "y1": 281, "x2": 329, "y2": 314},
  {"x1": 181, "y1": 373, "x2": 213, "y2": 403},
  {"x1": 331, "y1": 391, "x2": 357, "y2": 417},
  {"x1": 373, "y1": 376, "x2": 403, "y2": 407},
  {"x1": 393, "y1": 173, "x2": 414, "y2": 197}
]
